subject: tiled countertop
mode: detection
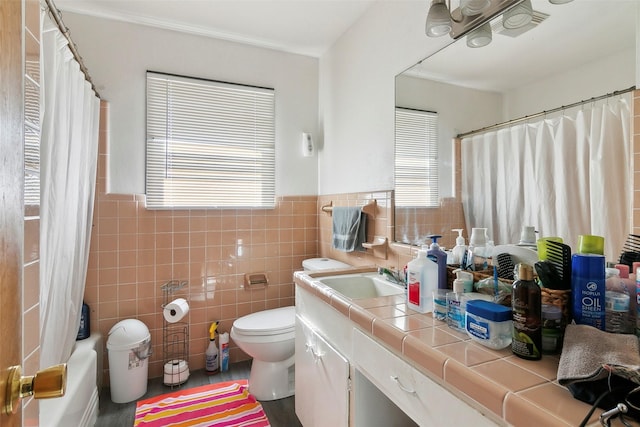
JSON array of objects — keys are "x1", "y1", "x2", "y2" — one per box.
[{"x1": 294, "y1": 267, "x2": 637, "y2": 427}]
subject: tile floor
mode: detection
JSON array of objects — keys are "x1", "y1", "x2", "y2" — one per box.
[{"x1": 96, "y1": 360, "x2": 302, "y2": 427}]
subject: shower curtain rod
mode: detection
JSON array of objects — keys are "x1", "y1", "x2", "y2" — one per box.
[
  {"x1": 44, "y1": 0, "x2": 101, "y2": 99},
  {"x1": 457, "y1": 85, "x2": 636, "y2": 139}
]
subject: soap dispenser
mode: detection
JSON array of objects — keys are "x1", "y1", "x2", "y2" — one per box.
[
  {"x1": 450, "y1": 229, "x2": 467, "y2": 267},
  {"x1": 453, "y1": 269, "x2": 474, "y2": 293},
  {"x1": 428, "y1": 235, "x2": 447, "y2": 289}
]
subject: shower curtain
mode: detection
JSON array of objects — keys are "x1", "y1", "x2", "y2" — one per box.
[
  {"x1": 39, "y1": 13, "x2": 100, "y2": 368},
  {"x1": 461, "y1": 98, "x2": 630, "y2": 262}
]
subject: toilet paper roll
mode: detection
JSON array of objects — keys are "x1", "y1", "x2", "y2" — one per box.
[{"x1": 163, "y1": 298, "x2": 189, "y2": 323}]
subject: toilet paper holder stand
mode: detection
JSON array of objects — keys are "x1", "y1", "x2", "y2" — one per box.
[{"x1": 160, "y1": 280, "x2": 190, "y2": 389}]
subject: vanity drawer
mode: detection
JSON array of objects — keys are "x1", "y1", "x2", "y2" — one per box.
[{"x1": 352, "y1": 329, "x2": 497, "y2": 426}]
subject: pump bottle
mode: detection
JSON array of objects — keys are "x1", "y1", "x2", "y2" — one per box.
[
  {"x1": 450, "y1": 229, "x2": 467, "y2": 267},
  {"x1": 428, "y1": 235, "x2": 447, "y2": 289},
  {"x1": 206, "y1": 321, "x2": 219, "y2": 374},
  {"x1": 465, "y1": 228, "x2": 488, "y2": 271}
]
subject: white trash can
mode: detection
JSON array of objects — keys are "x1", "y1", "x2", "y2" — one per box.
[{"x1": 107, "y1": 319, "x2": 151, "y2": 403}]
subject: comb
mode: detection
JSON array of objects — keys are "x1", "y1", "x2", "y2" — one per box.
[
  {"x1": 495, "y1": 252, "x2": 515, "y2": 280},
  {"x1": 545, "y1": 240, "x2": 571, "y2": 290}
]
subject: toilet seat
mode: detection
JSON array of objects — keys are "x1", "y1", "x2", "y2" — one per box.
[{"x1": 232, "y1": 306, "x2": 295, "y2": 336}]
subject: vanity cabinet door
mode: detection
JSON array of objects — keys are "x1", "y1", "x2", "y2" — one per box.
[{"x1": 295, "y1": 315, "x2": 349, "y2": 427}]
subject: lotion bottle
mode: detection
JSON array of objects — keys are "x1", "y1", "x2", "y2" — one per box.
[
  {"x1": 446, "y1": 278, "x2": 467, "y2": 332},
  {"x1": 428, "y1": 235, "x2": 448, "y2": 289},
  {"x1": 407, "y1": 246, "x2": 438, "y2": 313}
]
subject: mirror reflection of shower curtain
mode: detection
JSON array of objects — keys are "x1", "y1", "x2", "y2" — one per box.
[
  {"x1": 461, "y1": 97, "x2": 630, "y2": 261},
  {"x1": 39, "y1": 13, "x2": 100, "y2": 369}
]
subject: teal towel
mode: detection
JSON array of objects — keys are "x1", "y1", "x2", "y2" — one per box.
[{"x1": 332, "y1": 207, "x2": 367, "y2": 252}]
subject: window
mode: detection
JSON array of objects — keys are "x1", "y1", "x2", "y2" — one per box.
[
  {"x1": 146, "y1": 71, "x2": 275, "y2": 209},
  {"x1": 394, "y1": 107, "x2": 439, "y2": 207}
]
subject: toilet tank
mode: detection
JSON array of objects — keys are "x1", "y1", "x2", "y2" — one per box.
[{"x1": 302, "y1": 258, "x2": 351, "y2": 271}]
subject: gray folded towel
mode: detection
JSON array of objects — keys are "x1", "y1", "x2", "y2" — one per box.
[
  {"x1": 332, "y1": 206, "x2": 367, "y2": 252},
  {"x1": 557, "y1": 323, "x2": 640, "y2": 386}
]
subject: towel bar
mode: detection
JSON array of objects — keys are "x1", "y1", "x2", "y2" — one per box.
[{"x1": 321, "y1": 200, "x2": 377, "y2": 217}]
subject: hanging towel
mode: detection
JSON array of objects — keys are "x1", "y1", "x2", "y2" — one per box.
[{"x1": 332, "y1": 206, "x2": 367, "y2": 252}]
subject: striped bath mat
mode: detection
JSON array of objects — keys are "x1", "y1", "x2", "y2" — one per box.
[{"x1": 134, "y1": 380, "x2": 271, "y2": 426}]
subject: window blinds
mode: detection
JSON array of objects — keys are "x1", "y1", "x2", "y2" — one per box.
[
  {"x1": 146, "y1": 72, "x2": 276, "y2": 209},
  {"x1": 394, "y1": 107, "x2": 439, "y2": 207}
]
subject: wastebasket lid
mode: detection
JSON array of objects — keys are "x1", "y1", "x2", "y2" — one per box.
[{"x1": 107, "y1": 319, "x2": 150, "y2": 350}]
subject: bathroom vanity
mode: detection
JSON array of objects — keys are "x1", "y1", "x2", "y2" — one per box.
[{"x1": 294, "y1": 267, "x2": 604, "y2": 427}]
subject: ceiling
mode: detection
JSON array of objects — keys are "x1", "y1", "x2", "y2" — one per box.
[
  {"x1": 404, "y1": 0, "x2": 637, "y2": 92},
  {"x1": 54, "y1": 0, "x2": 377, "y2": 57}
]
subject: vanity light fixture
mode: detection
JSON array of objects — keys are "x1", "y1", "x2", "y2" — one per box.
[
  {"x1": 460, "y1": 0, "x2": 491, "y2": 17},
  {"x1": 502, "y1": 0, "x2": 532, "y2": 29},
  {"x1": 425, "y1": 0, "x2": 573, "y2": 46},
  {"x1": 425, "y1": 0, "x2": 453, "y2": 37},
  {"x1": 466, "y1": 22, "x2": 492, "y2": 47},
  {"x1": 425, "y1": 0, "x2": 517, "y2": 45}
]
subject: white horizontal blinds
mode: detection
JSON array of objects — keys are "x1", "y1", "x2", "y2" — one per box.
[
  {"x1": 394, "y1": 107, "x2": 439, "y2": 207},
  {"x1": 146, "y1": 72, "x2": 276, "y2": 209}
]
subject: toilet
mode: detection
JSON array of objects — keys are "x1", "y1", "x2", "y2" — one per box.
[
  {"x1": 231, "y1": 306, "x2": 296, "y2": 401},
  {"x1": 231, "y1": 258, "x2": 350, "y2": 401},
  {"x1": 302, "y1": 257, "x2": 351, "y2": 271}
]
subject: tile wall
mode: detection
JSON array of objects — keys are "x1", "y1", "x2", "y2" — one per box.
[{"x1": 85, "y1": 103, "x2": 319, "y2": 383}]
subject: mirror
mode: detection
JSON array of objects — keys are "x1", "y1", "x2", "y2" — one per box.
[{"x1": 394, "y1": 0, "x2": 636, "y2": 248}]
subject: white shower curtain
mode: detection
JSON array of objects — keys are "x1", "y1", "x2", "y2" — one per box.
[
  {"x1": 39, "y1": 14, "x2": 100, "y2": 368},
  {"x1": 461, "y1": 98, "x2": 630, "y2": 262}
]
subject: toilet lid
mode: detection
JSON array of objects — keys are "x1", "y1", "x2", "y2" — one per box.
[{"x1": 233, "y1": 306, "x2": 295, "y2": 336}]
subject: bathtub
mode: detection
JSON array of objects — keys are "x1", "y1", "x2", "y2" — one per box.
[{"x1": 40, "y1": 333, "x2": 102, "y2": 427}]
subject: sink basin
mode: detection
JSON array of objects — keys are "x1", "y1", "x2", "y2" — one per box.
[{"x1": 317, "y1": 273, "x2": 405, "y2": 299}]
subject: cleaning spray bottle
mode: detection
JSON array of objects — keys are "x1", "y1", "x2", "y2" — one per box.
[
  {"x1": 219, "y1": 331, "x2": 230, "y2": 372},
  {"x1": 428, "y1": 235, "x2": 447, "y2": 290},
  {"x1": 206, "y1": 322, "x2": 219, "y2": 375},
  {"x1": 450, "y1": 229, "x2": 467, "y2": 267}
]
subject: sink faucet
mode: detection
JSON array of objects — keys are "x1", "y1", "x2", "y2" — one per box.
[{"x1": 378, "y1": 267, "x2": 406, "y2": 288}]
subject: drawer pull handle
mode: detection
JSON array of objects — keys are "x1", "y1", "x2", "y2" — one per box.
[
  {"x1": 305, "y1": 343, "x2": 323, "y2": 362},
  {"x1": 390, "y1": 375, "x2": 416, "y2": 394}
]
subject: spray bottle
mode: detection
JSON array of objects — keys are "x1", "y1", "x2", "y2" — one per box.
[{"x1": 206, "y1": 322, "x2": 219, "y2": 374}]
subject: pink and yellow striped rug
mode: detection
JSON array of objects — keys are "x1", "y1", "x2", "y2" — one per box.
[{"x1": 134, "y1": 380, "x2": 271, "y2": 427}]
